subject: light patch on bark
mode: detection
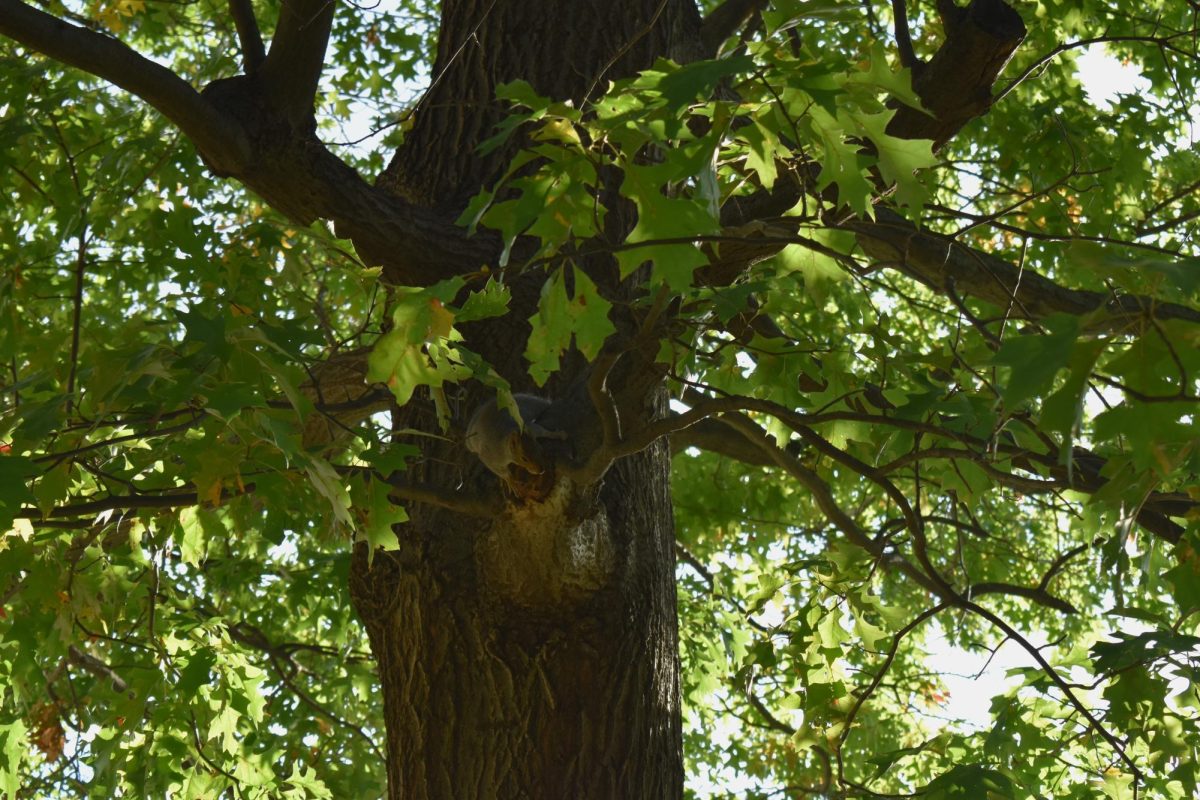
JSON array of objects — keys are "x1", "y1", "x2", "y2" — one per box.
[{"x1": 476, "y1": 479, "x2": 616, "y2": 612}]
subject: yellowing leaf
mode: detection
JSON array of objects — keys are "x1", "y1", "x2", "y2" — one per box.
[{"x1": 427, "y1": 298, "x2": 455, "y2": 339}]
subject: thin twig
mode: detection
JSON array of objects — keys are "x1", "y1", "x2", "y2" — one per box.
[
  {"x1": 891, "y1": 0, "x2": 918, "y2": 68},
  {"x1": 996, "y1": 33, "x2": 1199, "y2": 105},
  {"x1": 836, "y1": 603, "x2": 947, "y2": 792},
  {"x1": 962, "y1": 597, "x2": 1144, "y2": 787}
]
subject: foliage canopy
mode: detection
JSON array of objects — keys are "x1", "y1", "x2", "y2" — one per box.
[{"x1": 1, "y1": 0, "x2": 1199, "y2": 797}]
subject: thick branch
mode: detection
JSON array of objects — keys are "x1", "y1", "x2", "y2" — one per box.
[
  {"x1": 658, "y1": 390, "x2": 1194, "y2": 545},
  {"x1": 0, "y1": 0, "x2": 250, "y2": 174},
  {"x1": 851, "y1": 208, "x2": 1200, "y2": 328},
  {"x1": 258, "y1": 0, "x2": 335, "y2": 127},
  {"x1": 708, "y1": 0, "x2": 1026, "y2": 285},
  {"x1": 670, "y1": 417, "x2": 776, "y2": 466},
  {"x1": 888, "y1": 0, "x2": 1026, "y2": 149},
  {"x1": 967, "y1": 581, "x2": 1078, "y2": 614},
  {"x1": 185, "y1": 76, "x2": 500, "y2": 282},
  {"x1": 1, "y1": 1, "x2": 498, "y2": 284}
]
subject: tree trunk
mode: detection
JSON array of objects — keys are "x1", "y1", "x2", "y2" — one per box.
[
  {"x1": 349, "y1": 437, "x2": 680, "y2": 799},
  {"x1": 379, "y1": 0, "x2": 703, "y2": 208},
  {"x1": 349, "y1": 2, "x2": 702, "y2": 796}
]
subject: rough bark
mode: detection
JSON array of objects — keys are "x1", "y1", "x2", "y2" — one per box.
[
  {"x1": 351, "y1": 434, "x2": 680, "y2": 799},
  {"x1": 379, "y1": 0, "x2": 703, "y2": 209},
  {"x1": 348, "y1": 2, "x2": 704, "y2": 797}
]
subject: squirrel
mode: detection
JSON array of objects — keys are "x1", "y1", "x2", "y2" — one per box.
[{"x1": 464, "y1": 393, "x2": 568, "y2": 481}]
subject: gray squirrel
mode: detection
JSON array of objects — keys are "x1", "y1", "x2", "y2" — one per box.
[{"x1": 465, "y1": 393, "x2": 567, "y2": 479}]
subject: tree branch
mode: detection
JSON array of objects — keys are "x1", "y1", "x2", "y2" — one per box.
[
  {"x1": 710, "y1": 409, "x2": 948, "y2": 597},
  {"x1": 258, "y1": 0, "x2": 336, "y2": 127},
  {"x1": 837, "y1": 603, "x2": 947, "y2": 792},
  {"x1": 665, "y1": 389, "x2": 1193, "y2": 544},
  {"x1": 384, "y1": 475, "x2": 502, "y2": 518},
  {"x1": 967, "y1": 580, "x2": 1079, "y2": 614},
  {"x1": 0, "y1": 0, "x2": 250, "y2": 174},
  {"x1": 229, "y1": 0, "x2": 266, "y2": 74},
  {"x1": 887, "y1": 0, "x2": 1026, "y2": 149},
  {"x1": 707, "y1": 0, "x2": 1026, "y2": 287},
  {"x1": 850, "y1": 207, "x2": 1200, "y2": 328},
  {"x1": 670, "y1": 417, "x2": 776, "y2": 466},
  {"x1": 17, "y1": 483, "x2": 258, "y2": 520},
  {"x1": 67, "y1": 645, "x2": 128, "y2": 693},
  {"x1": 996, "y1": 33, "x2": 1200, "y2": 107},
  {"x1": 961, "y1": 596, "x2": 1144, "y2": 783},
  {"x1": 891, "y1": 0, "x2": 919, "y2": 68},
  {"x1": 1, "y1": 2, "x2": 501, "y2": 287}
]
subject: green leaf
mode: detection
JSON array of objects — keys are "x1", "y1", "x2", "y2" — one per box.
[
  {"x1": 1165, "y1": 558, "x2": 1200, "y2": 611},
  {"x1": 32, "y1": 462, "x2": 70, "y2": 517},
  {"x1": 352, "y1": 475, "x2": 406, "y2": 566},
  {"x1": 361, "y1": 441, "x2": 420, "y2": 476},
  {"x1": 0, "y1": 454, "x2": 38, "y2": 530},
  {"x1": 457, "y1": 278, "x2": 512, "y2": 322},
  {"x1": 204, "y1": 381, "x2": 265, "y2": 420},
  {"x1": 525, "y1": 266, "x2": 614, "y2": 385},
  {"x1": 615, "y1": 160, "x2": 720, "y2": 290},
  {"x1": 366, "y1": 290, "x2": 472, "y2": 407},
  {"x1": 993, "y1": 314, "x2": 1080, "y2": 409},
  {"x1": 739, "y1": 116, "x2": 783, "y2": 190},
  {"x1": 1091, "y1": 630, "x2": 1200, "y2": 674},
  {"x1": 1068, "y1": 241, "x2": 1200, "y2": 297},
  {"x1": 207, "y1": 705, "x2": 241, "y2": 755},
  {"x1": 762, "y1": 0, "x2": 860, "y2": 34},
  {"x1": 0, "y1": 720, "x2": 27, "y2": 798},
  {"x1": 654, "y1": 55, "x2": 754, "y2": 107},
  {"x1": 176, "y1": 306, "x2": 231, "y2": 360},
  {"x1": 1040, "y1": 338, "x2": 1105, "y2": 441},
  {"x1": 284, "y1": 763, "x2": 334, "y2": 799},
  {"x1": 844, "y1": 42, "x2": 927, "y2": 112},
  {"x1": 178, "y1": 507, "x2": 207, "y2": 566},
  {"x1": 178, "y1": 648, "x2": 217, "y2": 694},
  {"x1": 867, "y1": 741, "x2": 937, "y2": 780},
  {"x1": 809, "y1": 107, "x2": 874, "y2": 217},
  {"x1": 305, "y1": 457, "x2": 353, "y2": 527},
  {"x1": 922, "y1": 764, "x2": 1016, "y2": 799},
  {"x1": 848, "y1": 109, "x2": 938, "y2": 208},
  {"x1": 10, "y1": 396, "x2": 67, "y2": 450}
]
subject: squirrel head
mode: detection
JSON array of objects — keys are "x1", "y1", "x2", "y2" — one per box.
[{"x1": 506, "y1": 430, "x2": 544, "y2": 475}]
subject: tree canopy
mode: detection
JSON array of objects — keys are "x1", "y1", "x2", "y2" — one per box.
[{"x1": 1, "y1": 0, "x2": 1198, "y2": 797}]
